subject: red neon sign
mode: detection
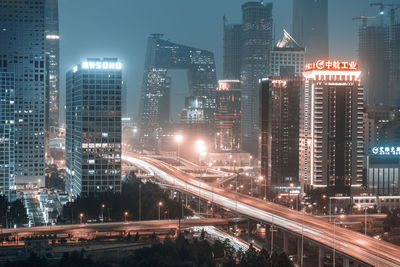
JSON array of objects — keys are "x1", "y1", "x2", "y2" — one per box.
[{"x1": 305, "y1": 60, "x2": 359, "y2": 71}]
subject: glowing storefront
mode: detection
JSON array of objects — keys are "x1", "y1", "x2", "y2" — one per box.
[{"x1": 368, "y1": 146, "x2": 400, "y2": 195}]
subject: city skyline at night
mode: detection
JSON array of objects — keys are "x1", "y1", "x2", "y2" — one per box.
[{"x1": 3, "y1": 1, "x2": 400, "y2": 266}]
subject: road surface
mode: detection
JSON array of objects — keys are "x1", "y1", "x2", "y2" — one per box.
[{"x1": 123, "y1": 154, "x2": 400, "y2": 267}]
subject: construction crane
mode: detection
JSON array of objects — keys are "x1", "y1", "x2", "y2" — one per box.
[
  {"x1": 370, "y1": 3, "x2": 400, "y2": 25},
  {"x1": 352, "y1": 16, "x2": 377, "y2": 27}
]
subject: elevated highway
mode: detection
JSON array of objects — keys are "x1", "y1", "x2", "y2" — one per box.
[
  {"x1": 1, "y1": 218, "x2": 230, "y2": 237},
  {"x1": 123, "y1": 154, "x2": 400, "y2": 267}
]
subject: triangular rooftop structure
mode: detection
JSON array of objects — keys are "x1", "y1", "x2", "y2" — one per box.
[{"x1": 275, "y1": 29, "x2": 302, "y2": 49}]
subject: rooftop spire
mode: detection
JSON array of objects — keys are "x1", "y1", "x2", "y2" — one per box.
[{"x1": 275, "y1": 29, "x2": 301, "y2": 49}]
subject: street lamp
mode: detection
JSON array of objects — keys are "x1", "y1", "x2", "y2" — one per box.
[
  {"x1": 174, "y1": 134, "x2": 183, "y2": 163},
  {"x1": 80, "y1": 213, "x2": 84, "y2": 224},
  {"x1": 124, "y1": 211, "x2": 128, "y2": 222},
  {"x1": 259, "y1": 175, "x2": 267, "y2": 201},
  {"x1": 249, "y1": 155, "x2": 253, "y2": 166},
  {"x1": 358, "y1": 205, "x2": 368, "y2": 235},
  {"x1": 333, "y1": 214, "x2": 345, "y2": 267},
  {"x1": 158, "y1": 202, "x2": 163, "y2": 220},
  {"x1": 45, "y1": 207, "x2": 49, "y2": 225},
  {"x1": 195, "y1": 139, "x2": 207, "y2": 172},
  {"x1": 101, "y1": 204, "x2": 105, "y2": 223}
]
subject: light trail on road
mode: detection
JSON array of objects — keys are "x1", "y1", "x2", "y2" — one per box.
[{"x1": 123, "y1": 154, "x2": 400, "y2": 267}]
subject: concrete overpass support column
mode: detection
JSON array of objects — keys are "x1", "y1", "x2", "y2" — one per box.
[
  {"x1": 343, "y1": 257, "x2": 350, "y2": 267},
  {"x1": 283, "y1": 231, "x2": 289, "y2": 254},
  {"x1": 297, "y1": 238, "x2": 303, "y2": 266},
  {"x1": 318, "y1": 247, "x2": 324, "y2": 267}
]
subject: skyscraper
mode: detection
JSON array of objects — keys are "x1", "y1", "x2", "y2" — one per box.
[
  {"x1": 240, "y1": 2, "x2": 273, "y2": 154},
  {"x1": 0, "y1": 0, "x2": 46, "y2": 187},
  {"x1": 66, "y1": 58, "x2": 122, "y2": 198},
  {"x1": 270, "y1": 30, "x2": 305, "y2": 77},
  {"x1": 390, "y1": 18, "x2": 400, "y2": 105},
  {"x1": 45, "y1": 0, "x2": 60, "y2": 129},
  {"x1": 223, "y1": 21, "x2": 242, "y2": 79},
  {"x1": 292, "y1": 0, "x2": 329, "y2": 61},
  {"x1": 300, "y1": 60, "x2": 364, "y2": 193},
  {"x1": 259, "y1": 77, "x2": 302, "y2": 187},
  {"x1": 139, "y1": 34, "x2": 217, "y2": 150},
  {"x1": 0, "y1": 72, "x2": 15, "y2": 199},
  {"x1": 215, "y1": 80, "x2": 241, "y2": 152},
  {"x1": 358, "y1": 24, "x2": 390, "y2": 105}
]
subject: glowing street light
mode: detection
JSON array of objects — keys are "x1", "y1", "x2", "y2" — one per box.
[
  {"x1": 124, "y1": 211, "x2": 128, "y2": 222},
  {"x1": 259, "y1": 175, "x2": 267, "y2": 201},
  {"x1": 174, "y1": 134, "x2": 184, "y2": 163},
  {"x1": 80, "y1": 213, "x2": 84, "y2": 224},
  {"x1": 158, "y1": 202, "x2": 163, "y2": 220},
  {"x1": 101, "y1": 204, "x2": 105, "y2": 223},
  {"x1": 195, "y1": 139, "x2": 207, "y2": 169}
]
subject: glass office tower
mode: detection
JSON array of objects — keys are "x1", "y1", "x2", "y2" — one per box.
[
  {"x1": 139, "y1": 34, "x2": 217, "y2": 150},
  {"x1": 0, "y1": 0, "x2": 46, "y2": 187},
  {"x1": 0, "y1": 72, "x2": 15, "y2": 199},
  {"x1": 66, "y1": 58, "x2": 122, "y2": 198}
]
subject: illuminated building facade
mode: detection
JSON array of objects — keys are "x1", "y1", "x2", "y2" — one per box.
[
  {"x1": 260, "y1": 77, "x2": 302, "y2": 187},
  {"x1": 240, "y1": 2, "x2": 273, "y2": 154},
  {"x1": 215, "y1": 80, "x2": 241, "y2": 152},
  {"x1": 139, "y1": 34, "x2": 217, "y2": 150},
  {"x1": 0, "y1": 0, "x2": 46, "y2": 186},
  {"x1": 66, "y1": 58, "x2": 122, "y2": 198},
  {"x1": 300, "y1": 60, "x2": 364, "y2": 192},
  {"x1": 368, "y1": 147, "x2": 400, "y2": 195},
  {"x1": 0, "y1": 73, "x2": 15, "y2": 199},
  {"x1": 292, "y1": 0, "x2": 329, "y2": 61},
  {"x1": 270, "y1": 30, "x2": 305, "y2": 77}
]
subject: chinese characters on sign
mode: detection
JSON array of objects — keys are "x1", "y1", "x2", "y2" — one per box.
[
  {"x1": 372, "y1": 147, "x2": 400, "y2": 156},
  {"x1": 305, "y1": 60, "x2": 359, "y2": 71}
]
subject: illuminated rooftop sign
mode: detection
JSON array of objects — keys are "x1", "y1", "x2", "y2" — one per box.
[
  {"x1": 372, "y1": 146, "x2": 400, "y2": 156},
  {"x1": 81, "y1": 61, "x2": 122, "y2": 70},
  {"x1": 305, "y1": 60, "x2": 359, "y2": 71}
]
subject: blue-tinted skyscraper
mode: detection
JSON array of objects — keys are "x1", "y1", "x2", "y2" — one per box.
[
  {"x1": 0, "y1": 73, "x2": 15, "y2": 199},
  {"x1": 66, "y1": 58, "x2": 122, "y2": 198},
  {"x1": 0, "y1": 0, "x2": 46, "y2": 187},
  {"x1": 240, "y1": 2, "x2": 273, "y2": 154}
]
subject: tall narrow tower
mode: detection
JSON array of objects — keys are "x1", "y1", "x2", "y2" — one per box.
[
  {"x1": 292, "y1": 0, "x2": 329, "y2": 61},
  {"x1": 240, "y1": 2, "x2": 273, "y2": 154}
]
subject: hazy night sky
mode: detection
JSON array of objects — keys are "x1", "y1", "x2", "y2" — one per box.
[{"x1": 58, "y1": 0, "x2": 398, "y2": 122}]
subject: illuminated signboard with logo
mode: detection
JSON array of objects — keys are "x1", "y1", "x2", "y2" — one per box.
[
  {"x1": 305, "y1": 60, "x2": 359, "y2": 71},
  {"x1": 372, "y1": 147, "x2": 400, "y2": 156},
  {"x1": 81, "y1": 61, "x2": 122, "y2": 70}
]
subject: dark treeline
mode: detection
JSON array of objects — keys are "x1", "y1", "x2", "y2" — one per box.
[
  {"x1": 0, "y1": 195, "x2": 28, "y2": 228},
  {"x1": 2, "y1": 235, "x2": 293, "y2": 267},
  {"x1": 58, "y1": 172, "x2": 193, "y2": 223}
]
